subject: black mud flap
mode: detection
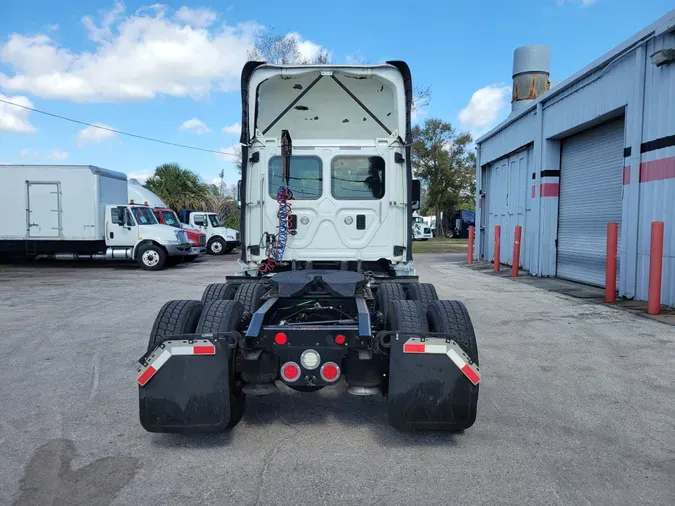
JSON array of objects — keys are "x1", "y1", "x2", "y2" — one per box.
[
  {"x1": 138, "y1": 335, "x2": 236, "y2": 433},
  {"x1": 385, "y1": 333, "x2": 480, "y2": 431}
]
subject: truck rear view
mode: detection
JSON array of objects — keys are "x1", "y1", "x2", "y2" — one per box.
[{"x1": 137, "y1": 62, "x2": 481, "y2": 434}]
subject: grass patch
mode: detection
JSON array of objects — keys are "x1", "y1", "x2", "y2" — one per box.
[{"x1": 412, "y1": 238, "x2": 468, "y2": 254}]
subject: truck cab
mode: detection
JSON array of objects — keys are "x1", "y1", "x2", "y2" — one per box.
[
  {"x1": 106, "y1": 203, "x2": 191, "y2": 269},
  {"x1": 412, "y1": 212, "x2": 432, "y2": 241},
  {"x1": 151, "y1": 207, "x2": 206, "y2": 261},
  {"x1": 180, "y1": 210, "x2": 240, "y2": 255}
]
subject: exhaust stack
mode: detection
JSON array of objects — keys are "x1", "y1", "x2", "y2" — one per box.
[{"x1": 511, "y1": 44, "x2": 551, "y2": 115}]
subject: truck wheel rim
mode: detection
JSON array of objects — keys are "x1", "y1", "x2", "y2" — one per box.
[
  {"x1": 142, "y1": 250, "x2": 160, "y2": 266},
  {"x1": 211, "y1": 241, "x2": 222, "y2": 253}
]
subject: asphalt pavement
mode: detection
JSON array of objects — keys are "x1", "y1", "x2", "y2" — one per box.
[{"x1": 0, "y1": 254, "x2": 673, "y2": 505}]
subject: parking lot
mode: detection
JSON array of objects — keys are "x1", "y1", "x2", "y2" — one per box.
[{"x1": 1, "y1": 253, "x2": 674, "y2": 506}]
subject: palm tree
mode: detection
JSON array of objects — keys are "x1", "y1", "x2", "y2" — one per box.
[{"x1": 145, "y1": 163, "x2": 210, "y2": 210}]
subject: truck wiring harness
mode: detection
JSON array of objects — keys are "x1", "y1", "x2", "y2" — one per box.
[{"x1": 258, "y1": 186, "x2": 296, "y2": 274}]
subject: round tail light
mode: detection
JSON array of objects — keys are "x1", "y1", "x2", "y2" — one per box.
[
  {"x1": 281, "y1": 362, "x2": 301, "y2": 382},
  {"x1": 320, "y1": 362, "x2": 340, "y2": 382},
  {"x1": 335, "y1": 334, "x2": 346, "y2": 345},
  {"x1": 274, "y1": 332, "x2": 287, "y2": 345}
]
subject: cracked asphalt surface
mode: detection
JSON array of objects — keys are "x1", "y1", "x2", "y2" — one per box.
[{"x1": 1, "y1": 254, "x2": 674, "y2": 505}]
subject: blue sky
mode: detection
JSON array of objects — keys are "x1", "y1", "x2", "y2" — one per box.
[{"x1": 0, "y1": 0, "x2": 672, "y2": 188}]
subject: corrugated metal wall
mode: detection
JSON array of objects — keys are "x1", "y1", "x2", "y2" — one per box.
[
  {"x1": 634, "y1": 32, "x2": 675, "y2": 307},
  {"x1": 476, "y1": 17, "x2": 674, "y2": 307}
]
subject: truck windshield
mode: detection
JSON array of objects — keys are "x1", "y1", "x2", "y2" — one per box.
[
  {"x1": 162, "y1": 210, "x2": 180, "y2": 227},
  {"x1": 132, "y1": 207, "x2": 158, "y2": 225},
  {"x1": 209, "y1": 214, "x2": 221, "y2": 227}
]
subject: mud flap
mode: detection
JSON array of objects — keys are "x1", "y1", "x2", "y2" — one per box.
[
  {"x1": 386, "y1": 334, "x2": 479, "y2": 431},
  {"x1": 138, "y1": 336, "x2": 234, "y2": 433}
]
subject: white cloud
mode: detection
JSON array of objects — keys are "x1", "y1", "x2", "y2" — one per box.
[
  {"x1": 218, "y1": 144, "x2": 241, "y2": 161},
  {"x1": 20, "y1": 148, "x2": 39, "y2": 158},
  {"x1": 222, "y1": 122, "x2": 240, "y2": 134},
  {"x1": 458, "y1": 84, "x2": 512, "y2": 138},
  {"x1": 174, "y1": 6, "x2": 217, "y2": 27},
  {"x1": 557, "y1": 0, "x2": 597, "y2": 6},
  {"x1": 47, "y1": 148, "x2": 69, "y2": 161},
  {"x1": 0, "y1": 93, "x2": 37, "y2": 133},
  {"x1": 76, "y1": 123, "x2": 116, "y2": 147},
  {"x1": 127, "y1": 170, "x2": 154, "y2": 184},
  {"x1": 286, "y1": 32, "x2": 329, "y2": 62},
  {"x1": 180, "y1": 117, "x2": 211, "y2": 134},
  {"x1": 0, "y1": 3, "x2": 259, "y2": 102}
]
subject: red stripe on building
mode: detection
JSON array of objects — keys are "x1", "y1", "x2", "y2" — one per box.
[
  {"x1": 531, "y1": 185, "x2": 536, "y2": 198},
  {"x1": 639, "y1": 156, "x2": 675, "y2": 183},
  {"x1": 540, "y1": 182, "x2": 559, "y2": 197},
  {"x1": 623, "y1": 166, "x2": 630, "y2": 185}
]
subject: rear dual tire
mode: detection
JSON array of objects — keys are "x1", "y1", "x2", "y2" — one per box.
[
  {"x1": 146, "y1": 298, "x2": 246, "y2": 431},
  {"x1": 385, "y1": 298, "x2": 479, "y2": 432}
]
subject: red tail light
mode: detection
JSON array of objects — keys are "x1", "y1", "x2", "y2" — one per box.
[
  {"x1": 320, "y1": 362, "x2": 340, "y2": 382},
  {"x1": 274, "y1": 332, "x2": 287, "y2": 345},
  {"x1": 335, "y1": 334, "x2": 346, "y2": 345},
  {"x1": 281, "y1": 361, "x2": 301, "y2": 382}
]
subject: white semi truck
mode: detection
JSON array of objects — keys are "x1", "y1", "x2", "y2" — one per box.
[
  {"x1": 138, "y1": 62, "x2": 480, "y2": 434},
  {"x1": 0, "y1": 165, "x2": 191, "y2": 270}
]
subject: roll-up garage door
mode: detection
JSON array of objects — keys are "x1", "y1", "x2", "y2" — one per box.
[{"x1": 557, "y1": 118, "x2": 624, "y2": 286}]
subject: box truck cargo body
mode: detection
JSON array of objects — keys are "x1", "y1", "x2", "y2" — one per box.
[{"x1": 0, "y1": 165, "x2": 191, "y2": 270}]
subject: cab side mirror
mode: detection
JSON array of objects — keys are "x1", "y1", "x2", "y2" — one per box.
[{"x1": 411, "y1": 180, "x2": 421, "y2": 210}]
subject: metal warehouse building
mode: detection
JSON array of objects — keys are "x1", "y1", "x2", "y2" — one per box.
[{"x1": 474, "y1": 9, "x2": 675, "y2": 307}]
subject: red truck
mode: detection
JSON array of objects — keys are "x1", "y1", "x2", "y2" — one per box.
[
  {"x1": 127, "y1": 179, "x2": 207, "y2": 262},
  {"x1": 151, "y1": 207, "x2": 206, "y2": 262}
]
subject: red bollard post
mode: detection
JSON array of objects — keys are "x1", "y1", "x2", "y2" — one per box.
[
  {"x1": 512, "y1": 225, "x2": 522, "y2": 277},
  {"x1": 494, "y1": 225, "x2": 501, "y2": 272},
  {"x1": 648, "y1": 221, "x2": 664, "y2": 315},
  {"x1": 467, "y1": 226, "x2": 475, "y2": 264},
  {"x1": 605, "y1": 223, "x2": 618, "y2": 303}
]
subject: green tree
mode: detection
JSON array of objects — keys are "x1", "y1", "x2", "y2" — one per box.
[
  {"x1": 145, "y1": 163, "x2": 211, "y2": 210},
  {"x1": 411, "y1": 119, "x2": 475, "y2": 237}
]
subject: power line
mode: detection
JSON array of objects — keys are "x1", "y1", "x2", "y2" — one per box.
[{"x1": 0, "y1": 97, "x2": 239, "y2": 157}]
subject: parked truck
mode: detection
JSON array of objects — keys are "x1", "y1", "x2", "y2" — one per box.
[
  {"x1": 0, "y1": 165, "x2": 191, "y2": 270},
  {"x1": 137, "y1": 62, "x2": 480, "y2": 434},
  {"x1": 179, "y1": 209, "x2": 240, "y2": 255},
  {"x1": 127, "y1": 179, "x2": 207, "y2": 262},
  {"x1": 412, "y1": 211, "x2": 433, "y2": 240}
]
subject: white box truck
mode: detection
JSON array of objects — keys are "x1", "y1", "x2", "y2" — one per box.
[{"x1": 0, "y1": 165, "x2": 192, "y2": 270}]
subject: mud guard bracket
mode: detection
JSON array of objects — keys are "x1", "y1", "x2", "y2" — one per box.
[{"x1": 386, "y1": 333, "x2": 479, "y2": 431}]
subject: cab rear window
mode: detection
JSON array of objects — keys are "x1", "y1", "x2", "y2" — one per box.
[
  {"x1": 331, "y1": 156, "x2": 385, "y2": 200},
  {"x1": 268, "y1": 156, "x2": 322, "y2": 200}
]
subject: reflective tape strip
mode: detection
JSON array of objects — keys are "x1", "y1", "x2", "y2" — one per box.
[
  {"x1": 402, "y1": 337, "x2": 481, "y2": 385},
  {"x1": 446, "y1": 347, "x2": 480, "y2": 386},
  {"x1": 137, "y1": 340, "x2": 216, "y2": 386}
]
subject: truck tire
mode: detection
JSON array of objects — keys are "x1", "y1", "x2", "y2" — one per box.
[
  {"x1": 426, "y1": 300, "x2": 479, "y2": 365},
  {"x1": 234, "y1": 281, "x2": 266, "y2": 315},
  {"x1": 202, "y1": 282, "x2": 239, "y2": 303},
  {"x1": 147, "y1": 300, "x2": 203, "y2": 353},
  {"x1": 208, "y1": 237, "x2": 225, "y2": 255},
  {"x1": 138, "y1": 244, "x2": 166, "y2": 271},
  {"x1": 195, "y1": 299, "x2": 246, "y2": 428},
  {"x1": 386, "y1": 300, "x2": 429, "y2": 332},
  {"x1": 406, "y1": 282, "x2": 439, "y2": 311},
  {"x1": 375, "y1": 282, "x2": 405, "y2": 323}
]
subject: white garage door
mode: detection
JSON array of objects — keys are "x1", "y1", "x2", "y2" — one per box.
[{"x1": 557, "y1": 118, "x2": 624, "y2": 287}]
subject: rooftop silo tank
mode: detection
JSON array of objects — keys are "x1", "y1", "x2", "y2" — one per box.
[{"x1": 510, "y1": 44, "x2": 551, "y2": 115}]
